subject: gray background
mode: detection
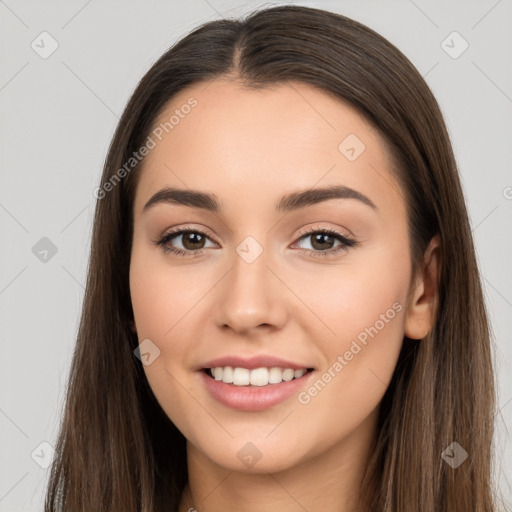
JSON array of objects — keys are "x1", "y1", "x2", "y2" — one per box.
[{"x1": 0, "y1": 0, "x2": 511, "y2": 509}]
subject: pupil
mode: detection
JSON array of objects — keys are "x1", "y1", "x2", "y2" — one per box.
[
  {"x1": 184, "y1": 232, "x2": 204, "y2": 250},
  {"x1": 312, "y1": 233, "x2": 333, "y2": 250}
]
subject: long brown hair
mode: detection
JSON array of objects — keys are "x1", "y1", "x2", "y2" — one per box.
[{"x1": 45, "y1": 5, "x2": 498, "y2": 511}]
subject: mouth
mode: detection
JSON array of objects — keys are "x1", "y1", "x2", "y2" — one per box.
[{"x1": 202, "y1": 366, "x2": 315, "y2": 387}]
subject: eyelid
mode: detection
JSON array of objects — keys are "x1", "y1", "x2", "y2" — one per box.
[
  {"x1": 157, "y1": 224, "x2": 218, "y2": 242},
  {"x1": 295, "y1": 223, "x2": 354, "y2": 239}
]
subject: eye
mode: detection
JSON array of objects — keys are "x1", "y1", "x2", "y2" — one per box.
[
  {"x1": 154, "y1": 225, "x2": 358, "y2": 258},
  {"x1": 155, "y1": 227, "x2": 217, "y2": 257},
  {"x1": 293, "y1": 226, "x2": 358, "y2": 257}
]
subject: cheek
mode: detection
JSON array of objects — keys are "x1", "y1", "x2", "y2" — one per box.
[
  {"x1": 129, "y1": 243, "x2": 212, "y2": 392},
  {"x1": 129, "y1": 244, "x2": 197, "y2": 407},
  {"x1": 292, "y1": 242, "x2": 410, "y2": 345},
  {"x1": 293, "y1": 244, "x2": 410, "y2": 409},
  {"x1": 129, "y1": 242, "x2": 204, "y2": 340},
  {"x1": 129, "y1": 245, "x2": 204, "y2": 434}
]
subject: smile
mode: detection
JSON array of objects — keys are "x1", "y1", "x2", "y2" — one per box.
[
  {"x1": 205, "y1": 366, "x2": 314, "y2": 386},
  {"x1": 200, "y1": 367, "x2": 316, "y2": 411}
]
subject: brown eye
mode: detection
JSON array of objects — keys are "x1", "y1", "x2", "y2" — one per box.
[
  {"x1": 156, "y1": 228, "x2": 216, "y2": 256},
  {"x1": 294, "y1": 228, "x2": 357, "y2": 258},
  {"x1": 180, "y1": 232, "x2": 207, "y2": 250},
  {"x1": 309, "y1": 232, "x2": 337, "y2": 251}
]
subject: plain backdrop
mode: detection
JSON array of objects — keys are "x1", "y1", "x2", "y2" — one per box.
[{"x1": 0, "y1": 0, "x2": 511, "y2": 509}]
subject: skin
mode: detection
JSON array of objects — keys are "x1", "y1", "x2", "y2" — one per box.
[{"x1": 129, "y1": 78, "x2": 440, "y2": 512}]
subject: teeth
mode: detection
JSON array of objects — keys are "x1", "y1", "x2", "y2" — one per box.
[
  {"x1": 209, "y1": 366, "x2": 309, "y2": 386},
  {"x1": 250, "y1": 367, "x2": 268, "y2": 386},
  {"x1": 233, "y1": 367, "x2": 250, "y2": 386},
  {"x1": 222, "y1": 366, "x2": 233, "y2": 383},
  {"x1": 269, "y1": 367, "x2": 283, "y2": 384},
  {"x1": 282, "y1": 368, "x2": 294, "y2": 381}
]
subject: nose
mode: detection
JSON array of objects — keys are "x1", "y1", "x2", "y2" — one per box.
[{"x1": 212, "y1": 241, "x2": 289, "y2": 336}]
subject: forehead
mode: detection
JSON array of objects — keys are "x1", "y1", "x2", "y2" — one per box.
[{"x1": 133, "y1": 78, "x2": 403, "y2": 218}]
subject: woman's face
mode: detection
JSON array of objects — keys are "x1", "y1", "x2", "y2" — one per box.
[{"x1": 129, "y1": 78, "x2": 417, "y2": 474}]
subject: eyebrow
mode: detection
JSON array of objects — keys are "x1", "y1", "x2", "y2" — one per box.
[{"x1": 142, "y1": 184, "x2": 377, "y2": 213}]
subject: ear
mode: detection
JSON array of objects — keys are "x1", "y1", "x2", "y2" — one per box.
[{"x1": 404, "y1": 235, "x2": 441, "y2": 340}]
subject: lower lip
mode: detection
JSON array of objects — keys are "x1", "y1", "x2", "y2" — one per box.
[{"x1": 199, "y1": 370, "x2": 315, "y2": 411}]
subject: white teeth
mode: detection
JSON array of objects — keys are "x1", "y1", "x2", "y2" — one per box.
[
  {"x1": 249, "y1": 367, "x2": 268, "y2": 386},
  {"x1": 209, "y1": 366, "x2": 310, "y2": 386},
  {"x1": 222, "y1": 366, "x2": 234, "y2": 383},
  {"x1": 268, "y1": 367, "x2": 283, "y2": 384},
  {"x1": 282, "y1": 369, "x2": 294, "y2": 381},
  {"x1": 294, "y1": 368, "x2": 306, "y2": 379},
  {"x1": 233, "y1": 367, "x2": 250, "y2": 386}
]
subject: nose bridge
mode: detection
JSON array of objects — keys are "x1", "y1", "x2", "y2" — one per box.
[{"x1": 213, "y1": 234, "x2": 287, "y2": 332}]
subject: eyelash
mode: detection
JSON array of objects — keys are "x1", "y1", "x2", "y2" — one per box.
[{"x1": 155, "y1": 225, "x2": 358, "y2": 259}]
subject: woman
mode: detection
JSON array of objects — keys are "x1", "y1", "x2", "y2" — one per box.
[{"x1": 45, "y1": 5, "x2": 500, "y2": 511}]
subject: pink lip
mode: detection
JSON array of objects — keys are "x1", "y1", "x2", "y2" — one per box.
[
  {"x1": 200, "y1": 355, "x2": 314, "y2": 371},
  {"x1": 199, "y1": 369, "x2": 316, "y2": 411}
]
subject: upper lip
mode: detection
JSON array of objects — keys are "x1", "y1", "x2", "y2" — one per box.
[{"x1": 200, "y1": 355, "x2": 314, "y2": 371}]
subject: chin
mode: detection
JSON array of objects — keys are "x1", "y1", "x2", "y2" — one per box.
[{"x1": 195, "y1": 434, "x2": 311, "y2": 474}]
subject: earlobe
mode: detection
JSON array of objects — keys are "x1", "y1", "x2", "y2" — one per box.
[
  {"x1": 129, "y1": 319, "x2": 137, "y2": 333},
  {"x1": 404, "y1": 235, "x2": 442, "y2": 340}
]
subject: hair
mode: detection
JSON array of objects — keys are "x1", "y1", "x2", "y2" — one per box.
[{"x1": 45, "y1": 4, "x2": 499, "y2": 512}]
